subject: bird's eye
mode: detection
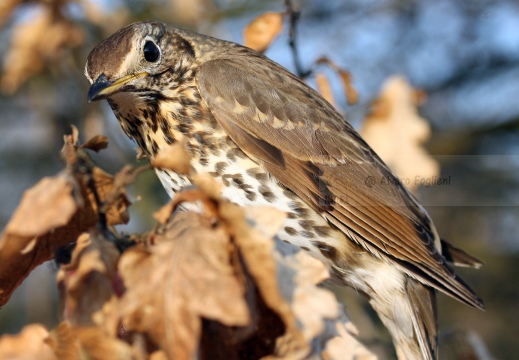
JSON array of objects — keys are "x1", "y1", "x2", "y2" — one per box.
[{"x1": 143, "y1": 41, "x2": 160, "y2": 62}]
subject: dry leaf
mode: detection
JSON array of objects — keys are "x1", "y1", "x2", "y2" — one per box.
[
  {"x1": 46, "y1": 322, "x2": 133, "y2": 360},
  {"x1": 289, "y1": 252, "x2": 338, "y2": 340},
  {"x1": 57, "y1": 232, "x2": 120, "y2": 326},
  {"x1": 149, "y1": 351, "x2": 169, "y2": 360},
  {"x1": 89, "y1": 166, "x2": 131, "y2": 226},
  {"x1": 62, "y1": 125, "x2": 80, "y2": 166},
  {"x1": 0, "y1": 0, "x2": 23, "y2": 27},
  {"x1": 151, "y1": 138, "x2": 192, "y2": 175},
  {"x1": 244, "y1": 12, "x2": 284, "y2": 52},
  {"x1": 338, "y1": 69, "x2": 359, "y2": 105},
  {"x1": 0, "y1": 324, "x2": 56, "y2": 360},
  {"x1": 116, "y1": 211, "x2": 250, "y2": 359},
  {"x1": 152, "y1": 201, "x2": 175, "y2": 225},
  {"x1": 360, "y1": 76, "x2": 439, "y2": 192},
  {"x1": 242, "y1": 206, "x2": 287, "y2": 239},
  {"x1": 315, "y1": 57, "x2": 359, "y2": 106},
  {"x1": 1, "y1": 8, "x2": 84, "y2": 93},
  {"x1": 47, "y1": 322, "x2": 80, "y2": 360},
  {"x1": 315, "y1": 72, "x2": 337, "y2": 108},
  {"x1": 0, "y1": 175, "x2": 81, "y2": 306},
  {"x1": 323, "y1": 320, "x2": 377, "y2": 360},
  {"x1": 81, "y1": 135, "x2": 109, "y2": 152},
  {"x1": 0, "y1": 131, "x2": 130, "y2": 306},
  {"x1": 218, "y1": 201, "x2": 308, "y2": 355},
  {"x1": 72, "y1": 325, "x2": 132, "y2": 360},
  {"x1": 5, "y1": 176, "x2": 76, "y2": 237},
  {"x1": 241, "y1": 205, "x2": 374, "y2": 359},
  {"x1": 0, "y1": 126, "x2": 375, "y2": 358},
  {"x1": 192, "y1": 173, "x2": 223, "y2": 200}
]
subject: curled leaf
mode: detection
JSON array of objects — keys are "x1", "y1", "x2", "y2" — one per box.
[
  {"x1": 151, "y1": 139, "x2": 192, "y2": 175},
  {"x1": 57, "y1": 232, "x2": 120, "y2": 326},
  {"x1": 81, "y1": 135, "x2": 109, "y2": 152},
  {"x1": 315, "y1": 72, "x2": 336, "y2": 108},
  {"x1": 244, "y1": 12, "x2": 284, "y2": 52},
  {"x1": 338, "y1": 69, "x2": 359, "y2": 105},
  {"x1": 0, "y1": 175, "x2": 80, "y2": 306},
  {"x1": 117, "y1": 211, "x2": 250, "y2": 359}
]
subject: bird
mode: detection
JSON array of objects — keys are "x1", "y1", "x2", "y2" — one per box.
[{"x1": 85, "y1": 21, "x2": 484, "y2": 360}]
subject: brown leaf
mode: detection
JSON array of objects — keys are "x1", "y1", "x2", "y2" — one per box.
[
  {"x1": 47, "y1": 322, "x2": 80, "y2": 360},
  {"x1": 0, "y1": 175, "x2": 83, "y2": 307},
  {"x1": 244, "y1": 12, "x2": 284, "y2": 53},
  {"x1": 0, "y1": 136, "x2": 130, "y2": 306},
  {"x1": 360, "y1": 76, "x2": 439, "y2": 192},
  {"x1": 152, "y1": 201, "x2": 175, "y2": 225},
  {"x1": 47, "y1": 322, "x2": 133, "y2": 360},
  {"x1": 89, "y1": 166, "x2": 131, "y2": 226},
  {"x1": 337, "y1": 69, "x2": 359, "y2": 105},
  {"x1": 116, "y1": 211, "x2": 250, "y2": 359},
  {"x1": 0, "y1": 0, "x2": 23, "y2": 27},
  {"x1": 218, "y1": 201, "x2": 307, "y2": 353},
  {"x1": 5, "y1": 176, "x2": 77, "y2": 237},
  {"x1": 285, "y1": 253, "x2": 337, "y2": 341},
  {"x1": 57, "y1": 232, "x2": 120, "y2": 326},
  {"x1": 192, "y1": 173, "x2": 224, "y2": 200},
  {"x1": 62, "y1": 125, "x2": 80, "y2": 166},
  {"x1": 151, "y1": 139, "x2": 192, "y2": 175},
  {"x1": 315, "y1": 72, "x2": 337, "y2": 108},
  {"x1": 240, "y1": 205, "x2": 375, "y2": 359},
  {"x1": 242, "y1": 206, "x2": 287, "y2": 239},
  {"x1": 149, "y1": 350, "x2": 169, "y2": 360},
  {"x1": 81, "y1": 135, "x2": 109, "y2": 152},
  {"x1": 0, "y1": 324, "x2": 56, "y2": 360},
  {"x1": 1, "y1": 8, "x2": 84, "y2": 93},
  {"x1": 323, "y1": 320, "x2": 377, "y2": 360},
  {"x1": 315, "y1": 57, "x2": 359, "y2": 106}
]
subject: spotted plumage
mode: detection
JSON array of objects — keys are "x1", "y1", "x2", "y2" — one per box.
[{"x1": 85, "y1": 21, "x2": 484, "y2": 360}]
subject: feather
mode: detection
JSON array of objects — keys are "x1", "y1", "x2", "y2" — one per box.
[{"x1": 196, "y1": 56, "x2": 484, "y2": 310}]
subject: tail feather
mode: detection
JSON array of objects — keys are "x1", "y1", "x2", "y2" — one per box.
[
  {"x1": 405, "y1": 277, "x2": 438, "y2": 360},
  {"x1": 369, "y1": 276, "x2": 438, "y2": 360},
  {"x1": 440, "y1": 239, "x2": 483, "y2": 269}
]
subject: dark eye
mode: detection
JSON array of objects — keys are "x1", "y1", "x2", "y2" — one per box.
[{"x1": 143, "y1": 41, "x2": 160, "y2": 62}]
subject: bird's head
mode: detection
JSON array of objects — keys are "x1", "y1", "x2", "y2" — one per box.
[{"x1": 85, "y1": 21, "x2": 196, "y2": 103}]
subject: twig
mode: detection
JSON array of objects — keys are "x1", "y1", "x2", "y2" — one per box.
[
  {"x1": 79, "y1": 154, "x2": 109, "y2": 232},
  {"x1": 285, "y1": 0, "x2": 311, "y2": 78}
]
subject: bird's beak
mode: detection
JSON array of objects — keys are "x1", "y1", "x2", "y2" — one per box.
[{"x1": 87, "y1": 72, "x2": 148, "y2": 102}]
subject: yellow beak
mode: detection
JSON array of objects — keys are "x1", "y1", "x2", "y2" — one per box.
[{"x1": 87, "y1": 72, "x2": 148, "y2": 102}]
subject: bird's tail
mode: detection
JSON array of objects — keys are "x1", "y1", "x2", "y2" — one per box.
[{"x1": 370, "y1": 277, "x2": 438, "y2": 360}]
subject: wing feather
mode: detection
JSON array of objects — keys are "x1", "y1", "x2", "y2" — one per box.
[{"x1": 196, "y1": 56, "x2": 484, "y2": 309}]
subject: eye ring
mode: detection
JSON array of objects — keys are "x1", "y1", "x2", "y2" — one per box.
[{"x1": 143, "y1": 40, "x2": 160, "y2": 63}]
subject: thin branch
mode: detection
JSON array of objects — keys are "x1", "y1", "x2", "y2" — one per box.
[{"x1": 284, "y1": 0, "x2": 311, "y2": 78}]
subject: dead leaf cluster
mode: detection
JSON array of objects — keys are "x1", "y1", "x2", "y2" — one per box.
[
  {"x1": 1, "y1": 0, "x2": 84, "y2": 93},
  {"x1": 0, "y1": 128, "x2": 129, "y2": 307},
  {"x1": 0, "y1": 131, "x2": 374, "y2": 359}
]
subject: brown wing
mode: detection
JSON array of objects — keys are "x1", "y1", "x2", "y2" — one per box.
[{"x1": 196, "y1": 55, "x2": 483, "y2": 310}]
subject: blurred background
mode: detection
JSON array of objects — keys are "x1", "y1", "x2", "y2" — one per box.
[{"x1": 0, "y1": 0, "x2": 517, "y2": 359}]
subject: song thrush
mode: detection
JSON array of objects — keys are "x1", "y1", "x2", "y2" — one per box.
[{"x1": 85, "y1": 21, "x2": 484, "y2": 360}]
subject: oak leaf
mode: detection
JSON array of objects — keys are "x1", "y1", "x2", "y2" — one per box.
[{"x1": 361, "y1": 76, "x2": 439, "y2": 192}]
